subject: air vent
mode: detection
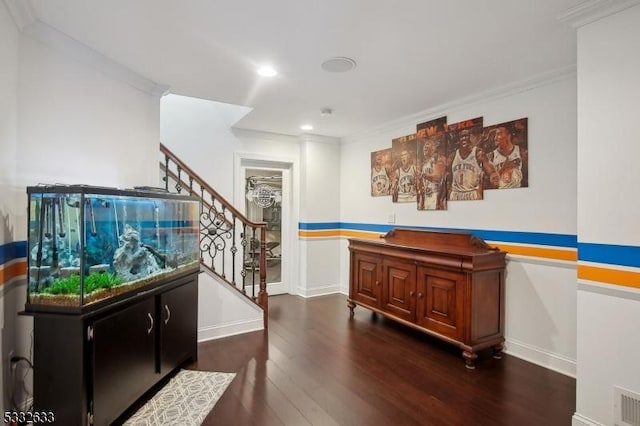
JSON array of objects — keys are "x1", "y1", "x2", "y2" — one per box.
[
  {"x1": 321, "y1": 57, "x2": 356, "y2": 73},
  {"x1": 615, "y1": 386, "x2": 640, "y2": 426}
]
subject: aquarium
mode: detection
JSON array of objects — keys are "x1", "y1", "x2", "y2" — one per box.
[{"x1": 25, "y1": 185, "x2": 200, "y2": 312}]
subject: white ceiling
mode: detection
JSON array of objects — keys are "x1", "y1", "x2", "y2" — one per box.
[{"x1": 27, "y1": 0, "x2": 580, "y2": 138}]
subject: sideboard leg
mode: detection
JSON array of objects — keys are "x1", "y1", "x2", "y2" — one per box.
[
  {"x1": 463, "y1": 350, "x2": 477, "y2": 369},
  {"x1": 492, "y1": 343, "x2": 504, "y2": 359},
  {"x1": 347, "y1": 300, "x2": 356, "y2": 318}
]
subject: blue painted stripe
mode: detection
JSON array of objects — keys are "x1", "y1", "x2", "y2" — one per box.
[
  {"x1": 298, "y1": 222, "x2": 577, "y2": 249},
  {"x1": 299, "y1": 222, "x2": 342, "y2": 230},
  {"x1": 578, "y1": 242, "x2": 640, "y2": 269},
  {"x1": 0, "y1": 241, "x2": 28, "y2": 265}
]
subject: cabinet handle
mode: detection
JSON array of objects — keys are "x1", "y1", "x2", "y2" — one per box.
[
  {"x1": 418, "y1": 292, "x2": 423, "y2": 298},
  {"x1": 410, "y1": 291, "x2": 414, "y2": 297},
  {"x1": 164, "y1": 305, "x2": 171, "y2": 325},
  {"x1": 375, "y1": 280, "x2": 380, "y2": 286},
  {"x1": 147, "y1": 313, "x2": 154, "y2": 334}
]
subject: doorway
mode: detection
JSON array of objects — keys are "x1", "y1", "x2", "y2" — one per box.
[
  {"x1": 245, "y1": 169, "x2": 282, "y2": 285},
  {"x1": 237, "y1": 157, "x2": 293, "y2": 296}
]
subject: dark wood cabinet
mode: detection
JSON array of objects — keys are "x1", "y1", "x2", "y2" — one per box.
[
  {"x1": 348, "y1": 228, "x2": 506, "y2": 368},
  {"x1": 92, "y1": 297, "x2": 157, "y2": 426},
  {"x1": 28, "y1": 272, "x2": 198, "y2": 425},
  {"x1": 159, "y1": 282, "x2": 198, "y2": 375}
]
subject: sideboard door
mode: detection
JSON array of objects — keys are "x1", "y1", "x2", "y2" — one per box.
[
  {"x1": 416, "y1": 266, "x2": 465, "y2": 340},
  {"x1": 351, "y1": 252, "x2": 382, "y2": 308},
  {"x1": 382, "y1": 259, "x2": 416, "y2": 322}
]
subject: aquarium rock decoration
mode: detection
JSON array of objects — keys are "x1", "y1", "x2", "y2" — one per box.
[{"x1": 113, "y1": 224, "x2": 161, "y2": 281}]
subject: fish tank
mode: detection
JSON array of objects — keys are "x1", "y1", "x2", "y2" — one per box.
[{"x1": 25, "y1": 184, "x2": 200, "y2": 313}]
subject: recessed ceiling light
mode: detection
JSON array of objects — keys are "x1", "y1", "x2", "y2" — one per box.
[
  {"x1": 321, "y1": 57, "x2": 356, "y2": 73},
  {"x1": 257, "y1": 65, "x2": 277, "y2": 77},
  {"x1": 300, "y1": 124, "x2": 313, "y2": 131}
]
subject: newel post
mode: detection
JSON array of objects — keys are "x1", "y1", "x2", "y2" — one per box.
[{"x1": 258, "y1": 226, "x2": 268, "y2": 328}]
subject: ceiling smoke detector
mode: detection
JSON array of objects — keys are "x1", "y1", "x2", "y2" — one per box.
[
  {"x1": 321, "y1": 57, "x2": 356, "y2": 73},
  {"x1": 320, "y1": 108, "x2": 333, "y2": 116}
]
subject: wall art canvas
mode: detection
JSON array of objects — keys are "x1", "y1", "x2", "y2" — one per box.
[
  {"x1": 481, "y1": 117, "x2": 529, "y2": 189},
  {"x1": 391, "y1": 133, "x2": 418, "y2": 203},
  {"x1": 445, "y1": 116, "x2": 483, "y2": 132},
  {"x1": 416, "y1": 132, "x2": 448, "y2": 210},
  {"x1": 445, "y1": 118, "x2": 499, "y2": 201},
  {"x1": 417, "y1": 116, "x2": 447, "y2": 136},
  {"x1": 370, "y1": 148, "x2": 393, "y2": 197}
]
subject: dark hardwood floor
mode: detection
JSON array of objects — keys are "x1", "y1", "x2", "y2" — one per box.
[{"x1": 188, "y1": 293, "x2": 575, "y2": 426}]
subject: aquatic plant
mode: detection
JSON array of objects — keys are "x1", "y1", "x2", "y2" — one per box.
[{"x1": 41, "y1": 272, "x2": 124, "y2": 295}]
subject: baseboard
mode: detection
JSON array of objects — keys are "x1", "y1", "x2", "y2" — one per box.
[
  {"x1": 197, "y1": 318, "x2": 263, "y2": 342},
  {"x1": 572, "y1": 412, "x2": 604, "y2": 426},
  {"x1": 296, "y1": 284, "x2": 341, "y2": 298},
  {"x1": 505, "y1": 338, "x2": 576, "y2": 378}
]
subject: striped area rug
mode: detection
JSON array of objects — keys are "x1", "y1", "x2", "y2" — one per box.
[{"x1": 124, "y1": 369, "x2": 235, "y2": 426}]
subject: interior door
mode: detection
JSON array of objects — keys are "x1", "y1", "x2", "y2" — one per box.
[{"x1": 242, "y1": 165, "x2": 289, "y2": 295}]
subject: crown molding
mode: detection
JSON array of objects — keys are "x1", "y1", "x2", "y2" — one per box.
[
  {"x1": 4, "y1": 0, "x2": 169, "y2": 97},
  {"x1": 298, "y1": 133, "x2": 341, "y2": 146},
  {"x1": 557, "y1": 0, "x2": 640, "y2": 28},
  {"x1": 342, "y1": 64, "x2": 576, "y2": 145},
  {"x1": 231, "y1": 127, "x2": 300, "y2": 144}
]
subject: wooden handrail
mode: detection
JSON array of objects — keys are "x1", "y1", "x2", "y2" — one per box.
[{"x1": 160, "y1": 143, "x2": 265, "y2": 228}]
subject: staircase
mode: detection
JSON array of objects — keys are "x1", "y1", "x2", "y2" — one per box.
[{"x1": 159, "y1": 143, "x2": 268, "y2": 327}]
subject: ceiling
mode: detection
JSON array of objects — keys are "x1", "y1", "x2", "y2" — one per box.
[{"x1": 27, "y1": 0, "x2": 580, "y2": 139}]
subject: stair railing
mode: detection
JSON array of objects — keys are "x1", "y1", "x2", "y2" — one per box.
[{"x1": 159, "y1": 143, "x2": 268, "y2": 327}]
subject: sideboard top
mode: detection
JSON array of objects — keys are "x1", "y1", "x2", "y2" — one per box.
[{"x1": 349, "y1": 228, "x2": 502, "y2": 256}]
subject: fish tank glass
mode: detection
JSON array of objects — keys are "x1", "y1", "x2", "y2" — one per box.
[{"x1": 26, "y1": 185, "x2": 200, "y2": 312}]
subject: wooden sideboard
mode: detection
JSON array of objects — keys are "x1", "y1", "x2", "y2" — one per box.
[{"x1": 347, "y1": 228, "x2": 506, "y2": 368}]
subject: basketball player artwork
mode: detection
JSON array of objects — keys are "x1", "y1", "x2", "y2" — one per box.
[
  {"x1": 370, "y1": 148, "x2": 392, "y2": 196},
  {"x1": 391, "y1": 134, "x2": 418, "y2": 203},
  {"x1": 446, "y1": 124, "x2": 499, "y2": 201},
  {"x1": 416, "y1": 129, "x2": 447, "y2": 210},
  {"x1": 482, "y1": 118, "x2": 529, "y2": 189},
  {"x1": 416, "y1": 116, "x2": 448, "y2": 210}
]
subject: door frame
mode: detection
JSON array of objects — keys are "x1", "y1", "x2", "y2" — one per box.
[{"x1": 234, "y1": 152, "x2": 298, "y2": 296}]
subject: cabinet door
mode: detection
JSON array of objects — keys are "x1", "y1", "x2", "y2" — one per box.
[
  {"x1": 160, "y1": 280, "x2": 198, "y2": 374},
  {"x1": 382, "y1": 259, "x2": 416, "y2": 322},
  {"x1": 92, "y1": 297, "x2": 157, "y2": 426},
  {"x1": 416, "y1": 266, "x2": 465, "y2": 340},
  {"x1": 351, "y1": 252, "x2": 382, "y2": 307}
]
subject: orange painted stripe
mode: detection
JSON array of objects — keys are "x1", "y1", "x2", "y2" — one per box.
[
  {"x1": 0, "y1": 261, "x2": 27, "y2": 285},
  {"x1": 339, "y1": 230, "x2": 382, "y2": 239},
  {"x1": 578, "y1": 265, "x2": 640, "y2": 289},
  {"x1": 491, "y1": 243, "x2": 577, "y2": 262},
  {"x1": 299, "y1": 230, "x2": 340, "y2": 238}
]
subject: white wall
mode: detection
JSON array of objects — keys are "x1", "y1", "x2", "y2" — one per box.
[
  {"x1": 161, "y1": 94, "x2": 296, "y2": 203},
  {"x1": 574, "y1": 4, "x2": 640, "y2": 425},
  {"x1": 16, "y1": 36, "x2": 160, "y2": 194},
  {"x1": 0, "y1": 0, "x2": 20, "y2": 413},
  {"x1": 340, "y1": 74, "x2": 578, "y2": 375},
  {"x1": 2, "y1": 20, "x2": 163, "y2": 411},
  {"x1": 298, "y1": 135, "x2": 342, "y2": 296}
]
